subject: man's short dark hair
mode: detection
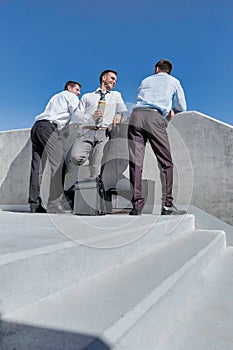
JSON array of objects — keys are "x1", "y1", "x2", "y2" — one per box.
[
  {"x1": 99, "y1": 70, "x2": 118, "y2": 84},
  {"x1": 155, "y1": 59, "x2": 172, "y2": 74},
  {"x1": 64, "y1": 81, "x2": 81, "y2": 90}
]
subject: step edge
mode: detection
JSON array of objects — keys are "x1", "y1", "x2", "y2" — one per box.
[
  {"x1": 0, "y1": 216, "x2": 195, "y2": 264},
  {"x1": 102, "y1": 231, "x2": 226, "y2": 345}
]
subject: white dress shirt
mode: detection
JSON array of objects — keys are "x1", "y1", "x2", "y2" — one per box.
[
  {"x1": 35, "y1": 90, "x2": 79, "y2": 130},
  {"x1": 74, "y1": 88, "x2": 127, "y2": 128}
]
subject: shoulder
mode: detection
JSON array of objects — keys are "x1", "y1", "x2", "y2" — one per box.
[
  {"x1": 56, "y1": 91, "x2": 79, "y2": 106},
  {"x1": 110, "y1": 90, "x2": 124, "y2": 99},
  {"x1": 55, "y1": 90, "x2": 73, "y2": 100},
  {"x1": 110, "y1": 90, "x2": 122, "y2": 96},
  {"x1": 58, "y1": 90, "x2": 70, "y2": 97},
  {"x1": 49, "y1": 90, "x2": 63, "y2": 99},
  {"x1": 109, "y1": 90, "x2": 125, "y2": 103},
  {"x1": 168, "y1": 75, "x2": 181, "y2": 85},
  {"x1": 82, "y1": 91, "x2": 95, "y2": 97},
  {"x1": 140, "y1": 74, "x2": 155, "y2": 85},
  {"x1": 144, "y1": 74, "x2": 155, "y2": 81},
  {"x1": 80, "y1": 91, "x2": 96, "y2": 100}
]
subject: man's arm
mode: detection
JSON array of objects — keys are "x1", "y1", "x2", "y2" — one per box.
[
  {"x1": 68, "y1": 93, "x2": 79, "y2": 115},
  {"x1": 113, "y1": 112, "x2": 123, "y2": 125},
  {"x1": 113, "y1": 92, "x2": 127, "y2": 125},
  {"x1": 173, "y1": 81, "x2": 187, "y2": 112},
  {"x1": 73, "y1": 96, "x2": 93, "y2": 124}
]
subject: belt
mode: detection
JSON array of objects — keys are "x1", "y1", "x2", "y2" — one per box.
[
  {"x1": 36, "y1": 120, "x2": 58, "y2": 128},
  {"x1": 83, "y1": 126, "x2": 108, "y2": 130},
  {"x1": 133, "y1": 107, "x2": 163, "y2": 115}
]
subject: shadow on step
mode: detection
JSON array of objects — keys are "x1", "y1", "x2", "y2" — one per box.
[{"x1": 0, "y1": 317, "x2": 111, "y2": 350}]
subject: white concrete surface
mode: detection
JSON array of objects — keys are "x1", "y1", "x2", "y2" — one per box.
[
  {"x1": 0, "y1": 206, "x2": 232, "y2": 349},
  {"x1": 188, "y1": 205, "x2": 233, "y2": 246},
  {"x1": 0, "y1": 210, "x2": 194, "y2": 316},
  {"x1": 160, "y1": 247, "x2": 233, "y2": 350},
  {"x1": 0, "y1": 210, "x2": 67, "y2": 255},
  {"x1": 1, "y1": 230, "x2": 225, "y2": 350}
]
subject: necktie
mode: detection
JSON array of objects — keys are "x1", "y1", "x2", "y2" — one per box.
[
  {"x1": 96, "y1": 91, "x2": 108, "y2": 127},
  {"x1": 97, "y1": 91, "x2": 108, "y2": 113},
  {"x1": 99, "y1": 90, "x2": 108, "y2": 101}
]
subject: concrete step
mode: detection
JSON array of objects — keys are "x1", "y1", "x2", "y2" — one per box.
[
  {"x1": 160, "y1": 246, "x2": 233, "y2": 350},
  {"x1": 1, "y1": 229, "x2": 225, "y2": 350},
  {"x1": 0, "y1": 212, "x2": 194, "y2": 316},
  {"x1": 188, "y1": 205, "x2": 233, "y2": 246}
]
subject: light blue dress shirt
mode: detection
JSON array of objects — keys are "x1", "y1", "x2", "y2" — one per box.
[{"x1": 136, "y1": 72, "x2": 187, "y2": 117}]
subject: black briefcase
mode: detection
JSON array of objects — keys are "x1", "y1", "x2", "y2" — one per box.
[{"x1": 73, "y1": 176, "x2": 106, "y2": 215}]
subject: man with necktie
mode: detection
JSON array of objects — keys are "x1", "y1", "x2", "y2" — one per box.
[{"x1": 71, "y1": 70, "x2": 127, "y2": 178}]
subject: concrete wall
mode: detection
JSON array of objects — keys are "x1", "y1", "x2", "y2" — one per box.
[
  {"x1": 0, "y1": 111, "x2": 232, "y2": 225},
  {"x1": 171, "y1": 111, "x2": 233, "y2": 225},
  {"x1": 0, "y1": 128, "x2": 31, "y2": 205}
]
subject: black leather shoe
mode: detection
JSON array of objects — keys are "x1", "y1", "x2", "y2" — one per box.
[
  {"x1": 30, "y1": 205, "x2": 47, "y2": 213},
  {"x1": 129, "y1": 208, "x2": 142, "y2": 216},
  {"x1": 161, "y1": 205, "x2": 186, "y2": 215},
  {"x1": 47, "y1": 202, "x2": 71, "y2": 214}
]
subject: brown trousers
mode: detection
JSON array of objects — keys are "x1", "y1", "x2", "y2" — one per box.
[{"x1": 128, "y1": 108, "x2": 173, "y2": 210}]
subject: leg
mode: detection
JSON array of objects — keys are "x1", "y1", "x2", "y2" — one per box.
[
  {"x1": 28, "y1": 145, "x2": 44, "y2": 209},
  {"x1": 148, "y1": 114, "x2": 173, "y2": 206},
  {"x1": 71, "y1": 131, "x2": 95, "y2": 179},
  {"x1": 71, "y1": 132, "x2": 94, "y2": 181},
  {"x1": 28, "y1": 123, "x2": 46, "y2": 209},
  {"x1": 44, "y1": 129, "x2": 65, "y2": 204},
  {"x1": 128, "y1": 111, "x2": 147, "y2": 211},
  {"x1": 90, "y1": 130, "x2": 108, "y2": 178}
]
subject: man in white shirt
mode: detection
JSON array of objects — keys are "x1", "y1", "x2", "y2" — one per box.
[
  {"x1": 71, "y1": 70, "x2": 127, "y2": 178},
  {"x1": 28, "y1": 81, "x2": 81, "y2": 213}
]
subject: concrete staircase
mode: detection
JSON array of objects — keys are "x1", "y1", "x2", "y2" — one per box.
[{"x1": 0, "y1": 207, "x2": 232, "y2": 349}]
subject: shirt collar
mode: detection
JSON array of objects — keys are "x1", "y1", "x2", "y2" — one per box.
[{"x1": 95, "y1": 88, "x2": 111, "y2": 94}]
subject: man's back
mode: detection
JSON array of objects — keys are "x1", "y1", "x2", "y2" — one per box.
[{"x1": 137, "y1": 72, "x2": 186, "y2": 116}]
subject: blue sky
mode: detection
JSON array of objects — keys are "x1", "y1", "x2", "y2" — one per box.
[{"x1": 0, "y1": 0, "x2": 232, "y2": 131}]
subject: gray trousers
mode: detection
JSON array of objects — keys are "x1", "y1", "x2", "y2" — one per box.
[
  {"x1": 71, "y1": 129, "x2": 109, "y2": 178},
  {"x1": 128, "y1": 108, "x2": 173, "y2": 210}
]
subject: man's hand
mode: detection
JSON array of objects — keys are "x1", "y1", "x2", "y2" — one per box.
[
  {"x1": 93, "y1": 110, "x2": 103, "y2": 122},
  {"x1": 113, "y1": 113, "x2": 122, "y2": 126},
  {"x1": 167, "y1": 109, "x2": 175, "y2": 119}
]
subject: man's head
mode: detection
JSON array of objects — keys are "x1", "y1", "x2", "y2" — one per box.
[
  {"x1": 99, "y1": 70, "x2": 117, "y2": 91},
  {"x1": 64, "y1": 81, "x2": 81, "y2": 96},
  {"x1": 155, "y1": 59, "x2": 172, "y2": 74}
]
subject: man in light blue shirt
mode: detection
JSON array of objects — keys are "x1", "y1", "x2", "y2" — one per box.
[
  {"x1": 128, "y1": 59, "x2": 187, "y2": 215},
  {"x1": 136, "y1": 64, "x2": 187, "y2": 117}
]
